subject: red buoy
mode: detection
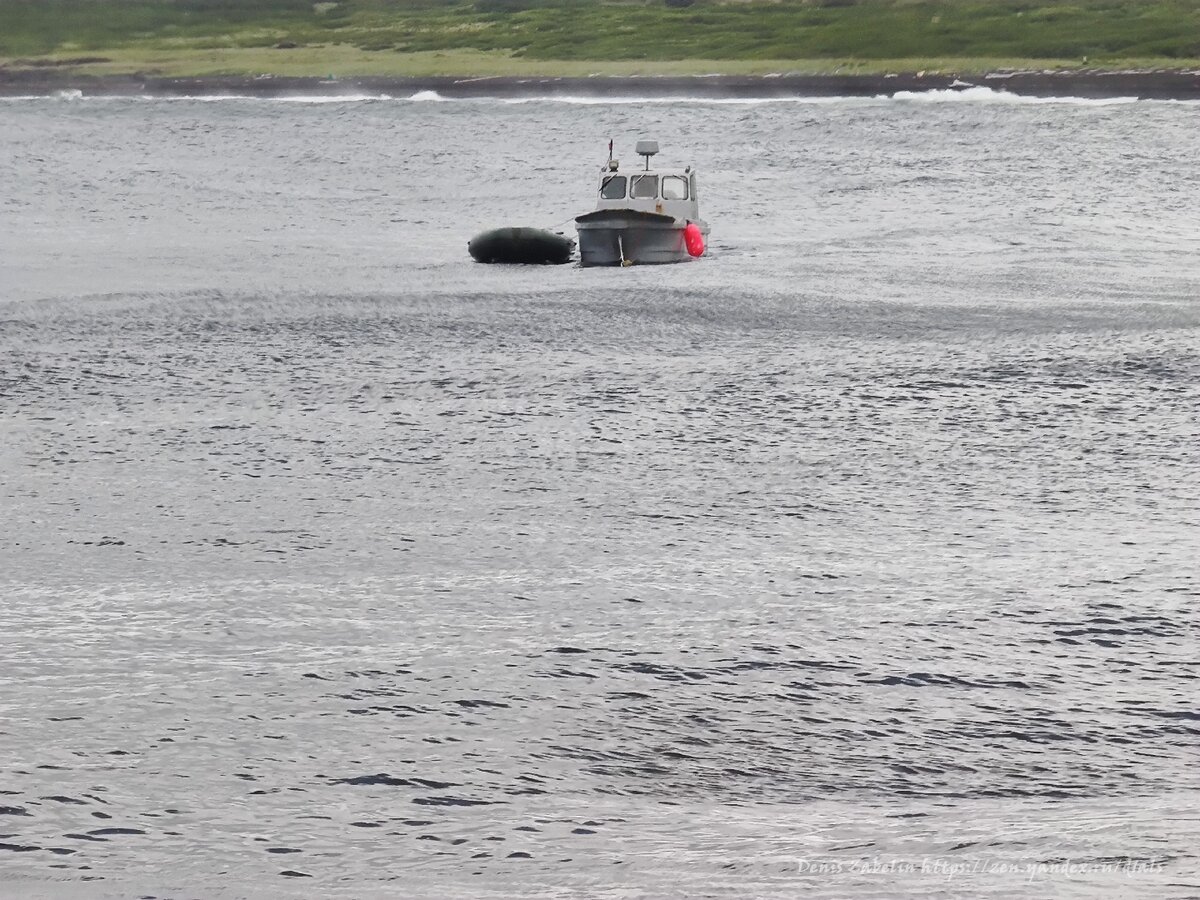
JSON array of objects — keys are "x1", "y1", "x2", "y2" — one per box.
[{"x1": 684, "y1": 222, "x2": 705, "y2": 258}]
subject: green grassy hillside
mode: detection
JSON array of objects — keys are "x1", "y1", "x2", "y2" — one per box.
[{"x1": 2, "y1": 0, "x2": 1199, "y2": 76}]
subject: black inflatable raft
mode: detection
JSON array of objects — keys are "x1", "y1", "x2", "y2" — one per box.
[{"x1": 468, "y1": 227, "x2": 575, "y2": 265}]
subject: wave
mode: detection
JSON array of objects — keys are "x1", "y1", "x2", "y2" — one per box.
[
  {"x1": 274, "y1": 92, "x2": 393, "y2": 103},
  {"x1": 495, "y1": 94, "x2": 851, "y2": 105},
  {"x1": 427, "y1": 88, "x2": 1193, "y2": 106},
  {"x1": 2, "y1": 86, "x2": 1192, "y2": 106},
  {"x1": 0, "y1": 90, "x2": 838, "y2": 105},
  {"x1": 226, "y1": 91, "x2": 396, "y2": 103},
  {"x1": 886, "y1": 85, "x2": 1140, "y2": 106},
  {"x1": 0, "y1": 92, "x2": 394, "y2": 103}
]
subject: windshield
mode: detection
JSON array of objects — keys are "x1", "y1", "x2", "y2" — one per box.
[
  {"x1": 662, "y1": 176, "x2": 688, "y2": 200},
  {"x1": 600, "y1": 175, "x2": 626, "y2": 199},
  {"x1": 631, "y1": 175, "x2": 658, "y2": 199}
]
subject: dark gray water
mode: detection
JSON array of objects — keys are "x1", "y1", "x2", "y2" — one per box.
[{"x1": 1, "y1": 88, "x2": 1198, "y2": 899}]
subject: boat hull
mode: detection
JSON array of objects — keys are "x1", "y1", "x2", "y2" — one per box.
[{"x1": 575, "y1": 210, "x2": 707, "y2": 267}]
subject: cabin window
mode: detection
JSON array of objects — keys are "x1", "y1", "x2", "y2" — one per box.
[
  {"x1": 689, "y1": 172, "x2": 698, "y2": 204},
  {"x1": 600, "y1": 175, "x2": 627, "y2": 199},
  {"x1": 661, "y1": 176, "x2": 688, "y2": 200},
  {"x1": 631, "y1": 174, "x2": 658, "y2": 199}
]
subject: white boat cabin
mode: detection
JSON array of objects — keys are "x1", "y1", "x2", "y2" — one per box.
[{"x1": 594, "y1": 140, "x2": 700, "y2": 222}]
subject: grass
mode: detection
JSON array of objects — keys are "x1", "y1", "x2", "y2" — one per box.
[
  {"x1": 2, "y1": 0, "x2": 1199, "y2": 77},
  {"x1": 16, "y1": 47, "x2": 1151, "y2": 79}
]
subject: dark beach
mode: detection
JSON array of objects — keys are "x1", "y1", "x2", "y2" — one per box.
[{"x1": 2, "y1": 66, "x2": 1200, "y2": 98}]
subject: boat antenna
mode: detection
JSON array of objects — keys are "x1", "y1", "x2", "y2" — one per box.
[{"x1": 608, "y1": 139, "x2": 613, "y2": 165}]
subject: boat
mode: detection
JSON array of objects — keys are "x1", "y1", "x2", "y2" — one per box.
[
  {"x1": 468, "y1": 226, "x2": 575, "y2": 264},
  {"x1": 575, "y1": 140, "x2": 709, "y2": 267}
]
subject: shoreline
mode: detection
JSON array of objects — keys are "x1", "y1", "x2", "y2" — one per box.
[{"x1": 2, "y1": 69, "x2": 1200, "y2": 99}]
